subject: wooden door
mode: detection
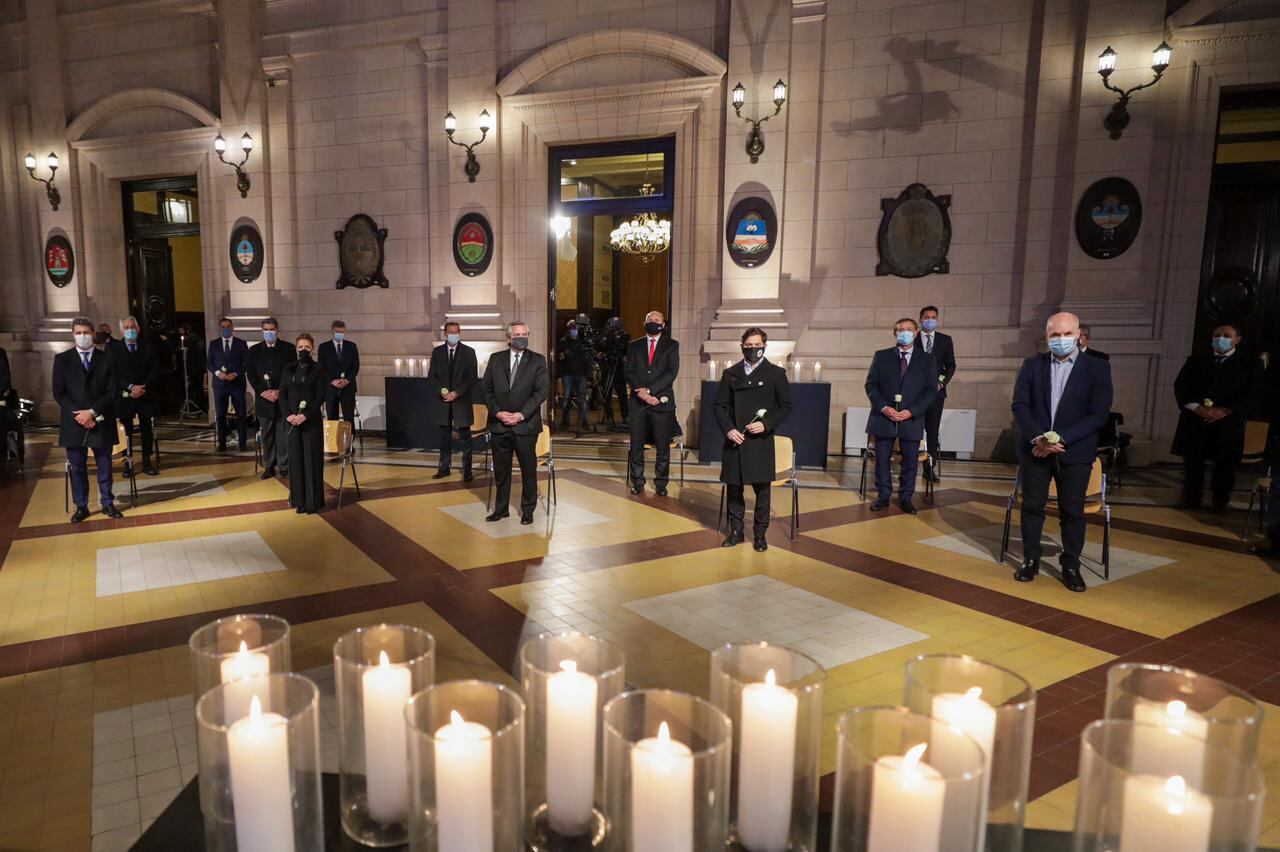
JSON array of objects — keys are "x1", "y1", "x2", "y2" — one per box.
[{"x1": 618, "y1": 251, "x2": 670, "y2": 340}]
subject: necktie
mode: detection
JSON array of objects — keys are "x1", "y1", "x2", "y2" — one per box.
[
  {"x1": 512, "y1": 353, "x2": 521, "y2": 381},
  {"x1": 648, "y1": 338, "x2": 655, "y2": 365},
  {"x1": 128, "y1": 344, "x2": 136, "y2": 353},
  {"x1": 82, "y1": 352, "x2": 91, "y2": 371},
  {"x1": 900, "y1": 351, "x2": 909, "y2": 379},
  {"x1": 448, "y1": 348, "x2": 455, "y2": 371},
  {"x1": 224, "y1": 339, "x2": 230, "y2": 354},
  {"x1": 1215, "y1": 356, "x2": 1225, "y2": 366},
  {"x1": 924, "y1": 334, "x2": 933, "y2": 353},
  {"x1": 337, "y1": 343, "x2": 342, "y2": 358}
]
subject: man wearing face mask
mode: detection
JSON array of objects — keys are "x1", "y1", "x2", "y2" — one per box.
[
  {"x1": 247, "y1": 317, "x2": 296, "y2": 479},
  {"x1": 1172, "y1": 324, "x2": 1260, "y2": 510},
  {"x1": 318, "y1": 320, "x2": 359, "y2": 423},
  {"x1": 53, "y1": 317, "x2": 124, "y2": 522},
  {"x1": 864, "y1": 319, "x2": 937, "y2": 514},
  {"x1": 280, "y1": 333, "x2": 326, "y2": 513},
  {"x1": 556, "y1": 319, "x2": 591, "y2": 434},
  {"x1": 207, "y1": 317, "x2": 249, "y2": 451},
  {"x1": 917, "y1": 306, "x2": 955, "y2": 483},
  {"x1": 625, "y1": 311, "x2": 680, "y2": 495},
  {"x1": 483, "y1": 321, "x2": 549, "y2": 523},
  {"x1": 108, "y1": 316, "x2": 160, "y2": 476},
  {"x1": 1077, "y1": 324, "x2": 1109, "y2": 360},
  {"x1": 1011, "y1": 312, "x2": 1113, "y2": 592},
  {"x1": 715, "y1": 327, "x2": 792, "y2": 551},
  {"x1": 428, "y1": 322, "x2": 478, "y2": 480}
]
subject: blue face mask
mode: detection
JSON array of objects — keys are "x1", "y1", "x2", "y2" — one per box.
[
  {"x1": 332, "y1": 332, "x2": 344, "y2": 343},
  {"x1": 1048, "y1": 336, "x2": 1077, "y2": 357},
  {"x1": 220, "y1": 327, "x2": 233, "y2": 339},
  {"x1": 1212, "y1": 336, "x2": 1233, "y2": 353},
  {"x1": 123, "y1": 328, "x2": 139, "y2": 342},
  {"x1": 569, "y1": 329, "x2": 578, "y2": 339},
  {"x1": 446, "y1": 333, "x2": 460, "y2": 346},
  {"x1": 921, "y1": 318, "x2": 938, "y2": 332},
  {"x1": 896, "y1": 330, "x2": 915, "y2": 347},
  {"x1": 262, "y1": 330, "x2": 277, "y2": 343}
]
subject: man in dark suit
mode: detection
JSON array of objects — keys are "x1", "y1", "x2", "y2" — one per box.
[
  {"x1": 1077, "y1": 324, "x2": 1109, "y2": 360},
  {"x1": 557, "y1": 319, "x2": 592, "y2": 434},
  {"x1": 865, "y1": 318, "x2": 937, "y2": 514},
  {"x1": 207, "y1": 317, "x2": 249, "y2": 450},
  {"x1": 482, "y1": 321, "x2": 549, "y2": 524},
  {"x1": 108, "y1": 316, "x2": 160, "y2": 476},
  {"x1": 1011, "y1": 312, "x2": 1114, "y2": 592},
  {"x1": 625, "y1": 310, "x2": 680, "y2": 496},
  {"x1": 1172, "y1": 323, "x2": 1261, "y2": 510},
  {"x1": 318, "y1": 320, "x2": 359, "y2": 423},
  {"x1": 428, "y1": 321, "x2": 478, "y2": 481},
  {"x1": 247, "y1": 317, "x2": 296, "y2": 479},
  {"x1": 918, "y1": 305, "x2": 955, "y2": 483},
  {"x1": 53, "y1": 318, "x2": 124, "y2": 522}
]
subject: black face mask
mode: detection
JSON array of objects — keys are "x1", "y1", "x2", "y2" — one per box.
[
  {"x1": 742, "y1": 347, "x2": 764, "y2": 363},
  {"x1": 645, "y1": 322, "x2": 664, "y2": 336},
  {"x1": 298, "y1": 350, "x2": 313, "y2": 362}
]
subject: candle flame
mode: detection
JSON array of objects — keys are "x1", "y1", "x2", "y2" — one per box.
[
  {"x1": 658, "y1": 721, "x2": 671, "y2": 744},
  {"x1": 378, "y1": 650, "x2": 390, "y2": 668},
  {"x1": 559, "y1": 660, "x2": 578, "y2": 674},
  {"x1": 1167, "y1": 700, "x2": 1188, "y2": 719},
  {"x1": 1165, "y1": 775, "x2": 1187, "y2": 797},
  {"x1": 450, "y1": 710, "x2": 465, "y2": 726},
  {"x1": 963, "y1": 686, "x2": 983, "y2": 702},
  {"x1": 237, "y1": 640, "x2": 249, "y2": 655},
  {"x1": 765, "y1": 669, "x2": 777, "y2": 688},
  {"x1": 902, "y1": 742, "x2": 928, "y2": 772},
  {"x1": 249, "y1": 695, "x2": 262, "y2": 720}
]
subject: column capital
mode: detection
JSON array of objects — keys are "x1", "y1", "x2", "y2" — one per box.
[{"x1": 261, "y1": 55, "x2": 291, "y2": 86}]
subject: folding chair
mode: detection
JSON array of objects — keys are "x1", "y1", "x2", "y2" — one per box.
[
  {"x1": 716, "y1": 435, "x2": 800, "y2": 540},
  {"x1": 626, "y1": 433, "x2": 688, "y2": 491},
  {"x1": 1241, "y1": 421, "x2": 1272, "y2": 540},
  {"x1": 1000, "y1": 456, "x2": 1111, "y2": 581},
  {"x1": 485, "y1": 424, "x2": 554, "y2": 513},
  {"x1": 253, "y1": 428, "x2": 264, "y2": 474},
  {"x1": 325, "y1": 420, "x2": 361, "y2": 508},
  {"x1": 65, "y1": 422, "x2": 137, "y2": 512},
  {"x1": 859, "y1": 436, "x2": 934, "y2": 505},
  {"x1": 352, "y1": 401, "x2": 366, "y2": 454},
  {"x1": 471, "y1": 403, "x2": 492, "y2": 481},
  {"x1": 150, "y1": 415, "x2": 162, "y2": 472}
]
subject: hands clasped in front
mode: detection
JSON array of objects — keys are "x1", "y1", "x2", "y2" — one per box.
[
  {"x1": 880, "y1": 406, "x2": 914, "y2": 422},
  {"x1": 495, "y1": 411, "x2": 525, "y2": 427}
]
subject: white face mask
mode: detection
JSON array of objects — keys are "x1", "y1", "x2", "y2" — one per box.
[{"x1": 74, "y1": 333, "x2": 94, "y2": 350}]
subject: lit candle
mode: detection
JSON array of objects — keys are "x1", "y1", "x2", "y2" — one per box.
[
  {"x1": 813, "y1": 362, "x2": 822, "y2": 383},
  {"x1": 420, "y1": 357, "x2": 429, "y2": 376},
  {"x1": 434, "y1": 711, "x2": 494, "y2": 852},
  {"x1": 362, "y1": 651, "x2": 412, "y2": 823},
  {"x1": 792, "y1": 361, "x2": 802, "y2": 383},
  {"x1": 867, "y1": 743, "x2": 945, "y2": 852},
  {"x1": 631, "y1": 721, "x2": 694, "y2": 852},
  {"x1": 931, "y1": 686, "x2": 996, "y2": 775},
  {"x1": 395, "y1": 358, "x2": 403, "y2": 377},
  {"x1": 1118, "y1": 775, "x2": 1213, "y2": 852},
  {"x1": 221, "y1": 641, "x2": 270, "y2": 719},
  {"x1": 1132, "y1": 699, "x2": 1208, "y2": 788},
  {"x1": 228, "y1": 696, "x2": 296, "y2": 852},
  {"x1": 709, "y1": 360, "x2": 718, "y2": 381},
  {"x1": 546, "y1": 660, "x2": 598, "y2": 835},
  {"x1": 737, "y1": 669, "x2": 798, "y2": 852}
]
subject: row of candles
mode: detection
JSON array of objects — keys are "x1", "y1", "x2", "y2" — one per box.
[
  {"x1": 394, "y1": 357, "x2": 432, "y2": 377},
  {"x1": 707, "y1": 359, "x2": 824, "y2": 383},
  {"x1": 191, "y1": 614, "x2": 1267, "y2": 852}
]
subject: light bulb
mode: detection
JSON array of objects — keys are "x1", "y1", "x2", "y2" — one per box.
[
  {"x1": 444, "y1": 111, "x2": 457, "y2": 134},
  {"x1": 23, "y1": 153, "x2": 35, "y2": 170},
  {"x1": 46, "y1": 153, "x2": 58, "y2": 170},
  {"x1": 213, "y1": 134, "x2": 227, "y2": 153},
  {"x1": 240, "y1": 132, "x2": 253, "y2": 152},
  {"x1": 773, "y1": 78, "x2": 787, "y2": 105},
  {"x1": 1097, "y1": 46, "x2": 1117, "y2": 77},
  {"x1": 732, "y1": 82, "x2": 745, "y2": 106},
  {"x1": 1152, "y1": 41, "x2": 1171, "y2": 72},
  {"x1": 478, "y1": 109, "x2": 492, "y2": 133}
]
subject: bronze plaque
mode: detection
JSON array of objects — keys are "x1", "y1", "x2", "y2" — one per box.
[
  {"x1": 334, "y1": 213, "x2": 389, "y2": 289},
  {"x1": 876, "y1": 183, "x2": 951, "y2": 278}
]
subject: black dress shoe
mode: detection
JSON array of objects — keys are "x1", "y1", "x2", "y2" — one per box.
[
  {"x1": 520, "y1": 514, "x2": 534, "y2": 525},
  {"x1": 870, "y1": 498, "x2": 889, "y2": 511},
  {"x1": 102, "y1": 505, "x2": 124, "y2": 519},
  {"x1": 655, "y1": 487, "x2": 668, "y2": 497},
  {"x1": 143, "y1": 462, "x2": 159, "y2": 476},
  {"x1": 122, "y1": 466, "x2": 135, "y2": 479},
  {"x1": 1061, "y1": 567, "x2": 1087, "y2": 593},
  {"x1": 296, "y1": 506, "x2": 306, "y2": 514},
  {"x1": 462, "y1": 471, "x2": 474, "y2": 482},
  {"x1": 485, "y1": 511, "x2": 509, "y2": 522},
  {"x1": 629, "y1": 485, "x2": 644, "y2": 495},
  {"x1": 753, "y1": 537, "x2": 768, "y2": 552},
  {"x1": 70, "y1": 507, "x2": 90, "y2": 523},
  {"x1": 1014, "y1": 559, "x2": 1038, "y2": 582},
  {"x1": 899, "y1": 498, "x2": 917, "y2": 515},
  {"x1": 721, "y1": 532, "x2": 743, "y2": 547},
  {"x1": 433, "y1": 470, "x2": 451, "y2": 480},
  {"x1": 261, "y1": 468, "x2": 276, "y2": 480}
]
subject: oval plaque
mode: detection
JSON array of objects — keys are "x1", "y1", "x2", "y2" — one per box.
[
  {"x1": 725, "y1": 196, "x2": 777, "y2": 269},
  {"x1": 1075, "y1": 176, "x2": 1142, "y2": 260},
  {"x1": 453, "y1": 212, "x2": 493, "y2": 277},
  {"x1": 44, "y1": 233, "x2": 74, "y2": 288},
  {"x1": 876, "y1": 183, "x2": 952, "y2": 278},
  {"x1": 334, "y1": 213, "x2": 389, "y2": 289},
  {"x1": 229, "y1": 223, "x2": 264, "y2": 283}
]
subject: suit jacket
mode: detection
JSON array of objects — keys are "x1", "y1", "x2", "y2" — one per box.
[
  {"x1": 625, "y1": 335, "x2": 679, "y2": 412},
  {"x1": 483, "y1": 348, "x2": 549, "y2": 437},
  {"x1": 208, "y1": 336, "x2": 250, "y2": 389},
  {"x1": 1011, "y1": 351, "x2": 1114, "y2": 464},
  {"x1": 714, "y1": 359, "x2": 792, "y2": 485},
  {"x1": 864, "y1": 346, "x2": 938, "y2": 442},
  {"x1": 918, "y1": 331, "x2": 956, "y2": 399},
  {"x1": 52, "y1": 347, "x2": 118, "y2": 449},
  {"x1": 1171, "y1": 350, "x2": 1261, "y2": 458},
  {"x1": 279, "y1": 359, "x2": 326, "y2": 433},
  {"x1": 107, "y1": 339, "x2": 161, "y2": 420},
  {"x1": 247, "y1": 341, "x2": 297, "y2": 418},
  {"x1": 317, "y1": 339, "x2": 360, "y2": 394},
  {"x1": 557, "y1": 335, "x2": 592, "y2": 376},
  {"x1": 428, "y1": 342, "x2": 478, "y2": 427},
  {"x1": 1081, "y1": 346, "x2": 1109, "y2": 361}
]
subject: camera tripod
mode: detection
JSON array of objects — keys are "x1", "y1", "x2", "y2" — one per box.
[{"x1": 178, "y1": 336, "x2": 205, "y2": 421}]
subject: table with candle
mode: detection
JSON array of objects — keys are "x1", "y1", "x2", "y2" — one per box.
[
  {"x1": 698, "y1": 379, "x2": 832, "y2": 468},
  {"x1": 384, "y1": 375, "x2": 483, "y2": 450}
]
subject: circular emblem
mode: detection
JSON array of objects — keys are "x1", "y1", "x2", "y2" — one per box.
[
  {"x1": 1075, "y1": 177, "x2": 1142, "y2": 260},
  {"x1": 725, "y1": 196, "x2": 777, "y2": 269},
  {"x1": 876, "y1": 183, "x2": 952, "y2": 278},
  {"x1": 453, "y1": 212, "x2": 493, "y2": 277},
  {"x1": 228, "y1": 223, "x2": 265, "y2": 283},
  {"x1": 44, "y1": 234, "x2": 74, "y2": 287},
  {"x1": 334, "y1": 214, "x2": 389, "y2": 289}
]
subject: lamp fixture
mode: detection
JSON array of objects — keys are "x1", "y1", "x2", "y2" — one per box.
[
  {"x1": 549, "y1": 215, "x2": 572, "y2": 241},
  {"x1": 1096, "y1": 42, "x2": 1171, "y2": 139},
  {"x1": 444, "y1": 108, "x2": 492, "y2": 182},
  {"x1": 23, "y1": 152, "x2": 60, "y2": 211},
  {"x1": 213, "y1": 131, "x2": 253, "y2": 197},
  {"x1": 731, "y1": 79, "x2": 787, "y2": 163},
  {"x1": 609, "y1": 182, "x2": 670, "y2": 263}
]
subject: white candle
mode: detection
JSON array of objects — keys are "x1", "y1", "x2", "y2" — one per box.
[
  {"x1": 362, "y1": 651, "x2": 412, "y2": 823},
  {"x1": 631, "y1": 721, "x2": 694, "y2": 852},
  {"x1": 395, "y1": 358, "x2": 403, "y2": 376},
  {"x1": 1118, "y1": 774, "x2": 1213, "y2": 852},
  {"x1": 737, "y1": 669, "x2": 798, "y2": 852},
  {"x1": 867, "y1": 743, "x2": 945, "y2": 852},
  {"x1": 709, "y1": 360, "x2": 718, "y2": 381},
  {"x1": 931, "y1": 687, "x2": 996, "y2": 847},
  {"x1": 420, "y1": 358, "x2": 429, "y2": 376},
  {"x1": 221, "y1": 641, "x2": 270, "y2": 720},
  {"x1": 792, "y1": 361, "x2": 802, "y2": 383},
  {"x1": 434, "y1": 711, "x2": 493, "y2": 852},
  {"x1": 1132, "y1": 699, "x2": 1209, "y2": 788},
  {"x1": 813, "y1": 362, "x2": 822, "y2": 383},
  {"x1": 546, "y1": 660, "x2": 598, "y2": 835},
  {"x1": 228, "y1": 696, "x2": 296, "y2": 852}
]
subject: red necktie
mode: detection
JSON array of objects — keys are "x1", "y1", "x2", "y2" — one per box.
[{"x1": 648, "y1": 338, "x2": 655, "y2": 365}]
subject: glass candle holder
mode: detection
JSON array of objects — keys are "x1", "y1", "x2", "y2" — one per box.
[
  {"x1": 709, "y1": 642, "x2": 825, "y2": 852},
  {"x1": 903, "y1": 654, "x2": 1035, "y2": 852},
  {"x1": 709, "y1": 360, "x2": 718, "y2": 381},
  {"x1": 190, "y1": 614, "x2": 292, "y2": 718},
  {"x1": 830, "y1": 706, "x2": 988, "y2": 852},
  {"x1": 1104, "y1": 662, "x2": 1265, "y2": 785},
  {"x1": 335, "y1": 624, "x2": 437, "y2": 847},
  {"x1": 602, "y1": 689, "x2": 732, "y2": 852},
  {"x1": 520, "y1": 631, "x2": 626, "y2": 850},
  {"x1": 813, "y1": 362, "x2": 822, "y2": 383},
  {"x1": 405, "y1": 680, "x2": 526, "y2": 852},
  {"x1": 395, "y1": 358, "x2": 403, "y2": 377},
  {"x1": 1073, "y1": 719, "x2": 1265, "y2": 852},
  {"x1": 196, "y1": 672, "x2": 323, "y2": 852},
  {"x1": 791, "y1": 360, "x2": 802, "y2": 384},
  {"x1": 420, "y1": 357, "x2": 429, "y2": 376}
]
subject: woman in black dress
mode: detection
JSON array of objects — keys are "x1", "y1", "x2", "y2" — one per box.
[{"x1": 280, "y1": 333, "x2": 326, "y2": 513}]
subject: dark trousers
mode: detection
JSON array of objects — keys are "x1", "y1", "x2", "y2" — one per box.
[
  {"x1": 1267, "y1": 475, "x2": 1280, "y2": 538},
  {"x1": 120, "y1": 410, "x2": 154, "y2": 457},
  {"x1": 923, "y1": 396, "x2": 944, "y2": 471},
  {"x1": 1019, "y1": 456, "x2": 1091, "y2": 571},
  {"x1": 213, "y1": 382, "x2": 248, "y2": 447},
  {"x1": 727, "y1": 482, "x2": 771, "y2": 537},
  {"x1": 560, "y1": 375, "x2": 589, "y2": 425},
  {"x1": 438, "y1": 420, "x2": 473, "y2": 474},
  {"x1": 629, "y1": 405, "x2": 674, "y2": 489},
  {"x1": 1181, "y1": 428, "x2": 1242, "y2": 507},
  {"x1": 259, "y1": 408, "x2": 288, "y2": 474},
  {"x1": 67, "y1": 446, "x2": 114, "y2": 509},
  {"x1": 325, "y1": 386, "x2": 356, "y2": 422},
  {"x1": 874, "y1": 437, "x2": 920, "y2": 501},
  {"x1": 492, "y1": 430, "x2": 538, "y2": 516},
  {"x1": 286, "y1": 424, "x2": 325, "y2": 511}
]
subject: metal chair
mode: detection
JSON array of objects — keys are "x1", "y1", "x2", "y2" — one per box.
[
  {"x1": 627, "y1": 433, "x2": 688, "y2": 491},
  {"x1": 485, "y1": 424, "x2": 555, "y2": 514},
  {"x1": 1241, "y1": 422, "x2": 1273, "y2": 540},
  {"x1": 253, "y1": 428, "x2": 264, "y2": 473},
  {"x1": 325, "y1": 420, "x2": 361, "y2": 508},
  {"x1": 716, "y1": 435, "x2": 800, "y2": 540},
  {"x1": 352, "y1": 400, "x2": 366, "y2": 454},
  {"x1": 471, "y1": 403, "x2": 492, "y2": 481},
  {"x1": 999, "y1": 456, "x2": 1111, "y2": 581},
  {"x1": 1096, "y1": 412, "x2": 1129, "y2": 490},
  {"x1": 859, "y1": 436, "x2": 934, "y2": 505}
]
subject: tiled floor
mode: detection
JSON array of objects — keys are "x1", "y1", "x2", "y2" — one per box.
[{"x1": 0, "y1": 428, "x2": 1278, "y2": 850}]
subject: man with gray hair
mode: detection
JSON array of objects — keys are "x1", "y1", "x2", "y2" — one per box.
[
  {"x1": 108, "y1": 315, "x2": 160, "y2": 476},
  {"x1": 482, "y1": 321, "x2": 549, "y2": 524}
]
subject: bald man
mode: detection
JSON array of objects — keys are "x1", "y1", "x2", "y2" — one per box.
[{"x1": 1010, "y1": 312, "x2": 1113, "y2": 592}]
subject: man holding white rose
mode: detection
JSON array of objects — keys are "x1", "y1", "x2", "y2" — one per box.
[
  {"x1": 53, "y1": 317, "x2": 123, "y2": 522},
  {"x1": 625, "y1": 310, "x2": 679, "y2": 496},
  {"x1": 864, "y1": 318, "x2": 937, "y2": 515}
]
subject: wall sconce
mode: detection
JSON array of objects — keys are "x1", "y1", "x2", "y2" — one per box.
[
  {"x1": 444, "y1": 109, "x2": 492, "y2": 182},
  {"x1": 1097, "y1": 42, "x2": 1171, "y2": 139},
  {"x1": 24, "y1": 152, "x2": 61, "y2": 211},
  {"x1": 549, "y1": 215, "x2": 572, "y2": 241},
  {"x1": 731, "y1": 79, "x2": 787, "y2": 163},
  {"x1": 214, "y1": 132, "x2": 253, "y2": 197}
]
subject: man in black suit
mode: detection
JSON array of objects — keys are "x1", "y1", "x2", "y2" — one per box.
[
  {"x1": 865, "y1": 318, "x2": 937, "y2": 515},
  {"x1": 1172, "y1": 323, "x2": 1260, "y2": 510},
  {"x1": 1011, "y1": 312, "x2": 1114, "y2": 592},
  {"x1": 428, "y1": 321, "x2": 478, "y2": 481},
  {"x1": 1077, "y1": 324, "x2": 1109, "y2": 360},
  {"x1": 625, "y1": 310, "x2": 680, "y2": 496},
  {"x1": 207, "y1": 317, "x2": 249, "y2": 450},
  {"x1": 557, "y1": 319, "x2": 592, "y2": 434},
  {"x1": 53, "y1": 318, "x2": 124, "y2": 522},
  {"x1": 108, "y1": 316, "x2": 160, "y2": 476},
  {"x1": 247, "y1": 317, "x2": 296, "y2": 479},
  {"x1": 483, "y1": 321, "x2": 549, "y2": 524},
  {"x1": 918, "y1": 305, "x2": 955, "y2": 483},
  {"x1": 318, "y1": 320, "x2": 359, "y2": 423}
]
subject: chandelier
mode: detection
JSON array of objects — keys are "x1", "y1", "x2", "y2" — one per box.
[{"x1": 610, "y1": 182, "x2": 670, "y2": 263}]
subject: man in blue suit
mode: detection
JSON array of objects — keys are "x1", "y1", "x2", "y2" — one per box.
[
  {"x1": 1011, "y1": 312, "x2": 1114, "y2": 592},
  {"x1": 865, "y1": 318, "x2": 937, "y2": 514},
  {"x1": 207, "y1": 316, "x2": 250, "y2": 450}
]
